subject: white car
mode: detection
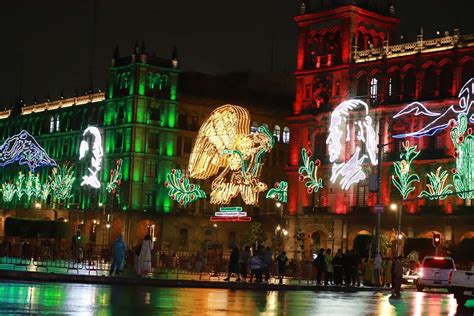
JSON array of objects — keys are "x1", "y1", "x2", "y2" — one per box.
[
  {"x1": 416, "y1": 256, "x2": 455, "y2": 291},
  {"x1": 449, "y1": 266, "x2": 474, "y2": 306}
]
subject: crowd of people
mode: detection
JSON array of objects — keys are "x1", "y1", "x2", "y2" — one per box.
[
  {"x1": 312, "y1": 248, "x2": 405, "y2": 297},
  {"x1": 223, "y1": 245, "x2": 289, "y2": 285}
]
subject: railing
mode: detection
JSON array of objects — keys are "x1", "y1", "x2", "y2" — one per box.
[{"x1": 353, "y1": 32, "x2": 474, "y2": 63}]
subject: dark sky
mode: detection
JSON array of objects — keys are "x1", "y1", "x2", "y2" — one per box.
[{"x1": 0, "y1": 0, "x2": 472, "y2": 106}]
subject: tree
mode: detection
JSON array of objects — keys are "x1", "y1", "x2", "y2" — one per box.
[
  {"x1": 294, "y1": 228, "x2": 306, "y2": 260},
  {"x1": 242, "y1": 222, "x2": 267, "y2": 250}
]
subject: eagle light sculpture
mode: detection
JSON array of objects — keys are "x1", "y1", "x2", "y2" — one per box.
[{"x1": 188, "y1": 105, "x2": 274, "y2": 205}]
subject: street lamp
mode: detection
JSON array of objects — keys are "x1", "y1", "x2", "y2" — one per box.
[
  {"x1": 35, "y1": 202, "x2": 41, "y2": 209},
  {"x1": 390, "y1": 202, "x2": 403, "y2": 256}
]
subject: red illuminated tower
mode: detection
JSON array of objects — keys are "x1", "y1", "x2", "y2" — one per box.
[{"x1": 288, "y1": 1, "x2": 399, "y2": 215}]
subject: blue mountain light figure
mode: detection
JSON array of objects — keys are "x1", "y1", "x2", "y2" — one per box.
[{"x1": 0, "y1": 130, "x2": 57, "y2": 171}]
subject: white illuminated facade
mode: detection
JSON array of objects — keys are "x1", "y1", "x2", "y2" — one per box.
[
  {"x1": 79, "y1": 126, "x2": 103, "y2": 189},
  {"x1": 326, "y1": 99, "x2": 378, "y2": 190}
]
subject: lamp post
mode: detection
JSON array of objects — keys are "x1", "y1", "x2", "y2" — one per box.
[{"x1": 390, "y1": 203, "x2": 403, "y2": 256}]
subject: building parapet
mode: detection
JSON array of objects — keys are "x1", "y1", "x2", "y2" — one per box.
[
  {"x1": 19, "y1": 92, "x2": 106, "y2": 117},
  {"x1": 353, "y1": 31, "x2": 474, "y2": 63}
]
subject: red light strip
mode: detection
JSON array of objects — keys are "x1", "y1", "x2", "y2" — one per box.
[{"x1": 210, "y1": 216, "x2": 252, "y2": 222}]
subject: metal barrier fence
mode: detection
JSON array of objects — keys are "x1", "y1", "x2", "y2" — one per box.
[{"x1": 0, "y1": 242, "x2": 320, "y2": 283}]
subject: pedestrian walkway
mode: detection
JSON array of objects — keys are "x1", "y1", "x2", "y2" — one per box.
[{"x1": 0, "y1": 256, "x2": 393, "y2": 292}]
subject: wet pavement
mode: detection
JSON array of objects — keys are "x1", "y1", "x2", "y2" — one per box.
[{"x1": 0, "y1": 281, "x2": 473, "y2": 315}]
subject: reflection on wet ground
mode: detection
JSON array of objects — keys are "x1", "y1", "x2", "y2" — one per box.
[{"x1": 0, "y1": 281, "x2": 472, "y2": 315}]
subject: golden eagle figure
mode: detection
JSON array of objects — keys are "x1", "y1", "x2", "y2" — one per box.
[{"x1": 188, "y1": 105, "x2": 274, "y2": 205}]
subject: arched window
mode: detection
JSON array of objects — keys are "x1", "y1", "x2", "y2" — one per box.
[
  {"x1": 282, "y1": 127, "x2": 290, "y2": 144},
  {"x1": 273, "y1": 125, "x2": 281, "y2": 142},
  {"x1": 356, "y1": 75, "x2": 368, "y2": 97},
  {"x1": 423, "y1": 65, "x2": 437, "y2": 98},
  {"x1": 369, "y1": 77, "x2": 378, "y2": 103},
  {"x1": 179, "y1": 228, "x2": 188, "y2": 247},
  {"x1": 461, "y1": 60, "x2": 474, "y2": 84},
  {"x1": 49, "y1": 116, "x2": 55, "y2": 133},
  {"x1": 388, "y1": 71, "x2": 401, "y2": 101},
  {"x1": 403, "y1": 68, "x2": 416, "y2": 101},
  {"x1": 439, "y1": 63, "x2": 453, "y2": 98},
  {"x1": 55, "y1": 115, "x2": 60, "y2": 132}
]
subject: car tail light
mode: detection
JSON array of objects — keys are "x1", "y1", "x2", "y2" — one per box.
[
  {"x1": 434, "y1": 257, "x2": 444, "y2": 260},
  {"x1": 448, "y1": 271, "x2": 453, "y2": 283},
  {"x1": 418, "y1": 268, "x2": 423, "y2": 277}
]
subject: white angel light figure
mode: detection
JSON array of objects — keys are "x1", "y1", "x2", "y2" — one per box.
[
  {"x1": 326, "y1": 100, "x2": 378, "y2": 190},
  {"x1": 79, "y1": 126, "x2": 104, "y2": 189}
]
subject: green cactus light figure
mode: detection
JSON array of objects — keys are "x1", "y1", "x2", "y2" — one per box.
[
  {"x1": 450, "y1": 114, "x2": 474, "y2": 199},
  {"x1": 392, "y1": 141, "x2": 420, "y2": 200}
]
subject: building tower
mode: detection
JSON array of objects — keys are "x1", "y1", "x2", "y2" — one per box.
[{"x1": 288, "y1": 1, "x2": 399, "y2": 216}]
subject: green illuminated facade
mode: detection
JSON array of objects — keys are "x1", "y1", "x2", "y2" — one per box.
[
  {"x1": 0, "y1": 46, "x2": 291, "y2": 251},
  {"x1": 0, "y1": 46, "x2": 179, "y2": 214}
]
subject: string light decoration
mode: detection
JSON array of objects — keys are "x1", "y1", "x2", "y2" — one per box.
[
  {"x1": 0, "y1": 130, "x2": 56, "y2": 171},
  {"x1": 210, "y1": 206, "x2": 251, "y2": 222},
  {"x1": 419, "y1": 167, "x2": 453, "y2": 200},
  {"x1": 393, "y1": 78, "x2": 474, "y2": 138},
  {"x1": 1, "y1": 182, "x2": 15, "y2": 202},
  {"x1": 15, "y1": 172, "x2": 25, "y2": 201},
  {"x1": 106, "y1": 159, "x2": 123, "y2": 194},
  {"x1": 266, "y1": 181, "x2": 288, "y2": 203},
  {"x1": 165, "y1": 169, "x2": 206, "y2": 206},
  {"x1": 326, "y1": 99, "x2": 377, "y2": 190},
  {"x1": 450, "y1": 114, "x2": 474, "y2": 199},
  {"x1": 49, "y1": 164, "x2": 75, "y2": 201},
  {"x1": 79, "y1": 126, "x2": 103, "y2": 189},
  {"x1": 392, "y1": 141, "x2": 420, "y2": 200},
  {"x1": 298, "y1": 148, "x2": 323, "y2": 194},
  {"x1": 188, "y1": 104, "x2": 274, "y2": 205},
  {"x1": 24, "y1": 172, "x2": 42, "y2": 201}
]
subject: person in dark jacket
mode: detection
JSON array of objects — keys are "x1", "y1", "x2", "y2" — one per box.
[
  {"x1": 314, "y1": 248, "x2": 327, "y2": 285},
  {"x1": 343, "y1": 250, "x2": 353, "y2": 286},
  {"x1": 224, "y1": 245, "x2": 240, "y2": 281},
  {"x1": 391, "y1": 256, "x2": 404, "y2": 298},
  {"x1": 277, "y1": 251, "x2": 288, "y2": 285},
  {"x1": 332, "y1": 249, "x2": 344, "y2": 285}
]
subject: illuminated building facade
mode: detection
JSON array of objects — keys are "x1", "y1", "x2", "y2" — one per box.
[
  {"x1": 0, "y1": 45, "x2": 291, "y2": 251},
  {"x1": 287, "y1": 1, "x2": 474, "y2": 256}
]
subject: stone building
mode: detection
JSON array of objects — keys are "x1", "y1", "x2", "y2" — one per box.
[
  {"x1": 0, "y1": 44, "x2": 292, "y2": 252},
  {"x1": 286, "y1": 0, "x2": 474, "y2": 258}
]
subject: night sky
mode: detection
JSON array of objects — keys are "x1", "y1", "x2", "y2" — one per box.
[{"x1": 0, "y1": 0, "x2": 472, "y2": 106}]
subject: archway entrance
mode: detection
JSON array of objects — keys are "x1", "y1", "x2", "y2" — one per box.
[
  {"x1": 305, "y1": 230, "x2": 327, "y2": 258},
  {"x1": 135, "y1": 220, "x2": 158, "y2": 249}
]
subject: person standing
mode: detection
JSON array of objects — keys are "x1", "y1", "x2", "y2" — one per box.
[
  {"x1": 324, "y1": 249, "x2": 334, "y2": 285},
  {"x1": 351, "y1": 250, "x2": 361, "y2": 286},
  {"x1": 224, "y1": 245, "x2": 240, "y2": 281},
  {"x1": 332, "y1": 249, "x2": 343, "y2": 285},
  {"x1": 134, "y1": 239, "x2": 142, "y2": 276},
  {"x1": 239, "y1": 246, "x2": 250, "y2": 281},
  {"x1": 374, "y1": 253, "x2": 382, "y2": 287},
  {"x1": 139, "y1": 234, "x2": 153, "y2": 277},
  {"x1": 314, "y1": 248, "x2": 326, "y2": 285},
  {"x1": 383, "y1": 257, "x2": 392, "y2": 287},
  {"x1": 262, "y1": 247, "x2": 273, "y2": 283},
  {"x1": 277, "y1": 251, "x2": 288, "y2": 285},
  {"x1": 249, "y1": 250, "x2": 263, "y2": 283},
  {"x1": 391, "y1": 256, "x2": 404, "y2": 298},
  {"x1": 110, "y1": 234, "x2": 126, "y2": 276}
]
